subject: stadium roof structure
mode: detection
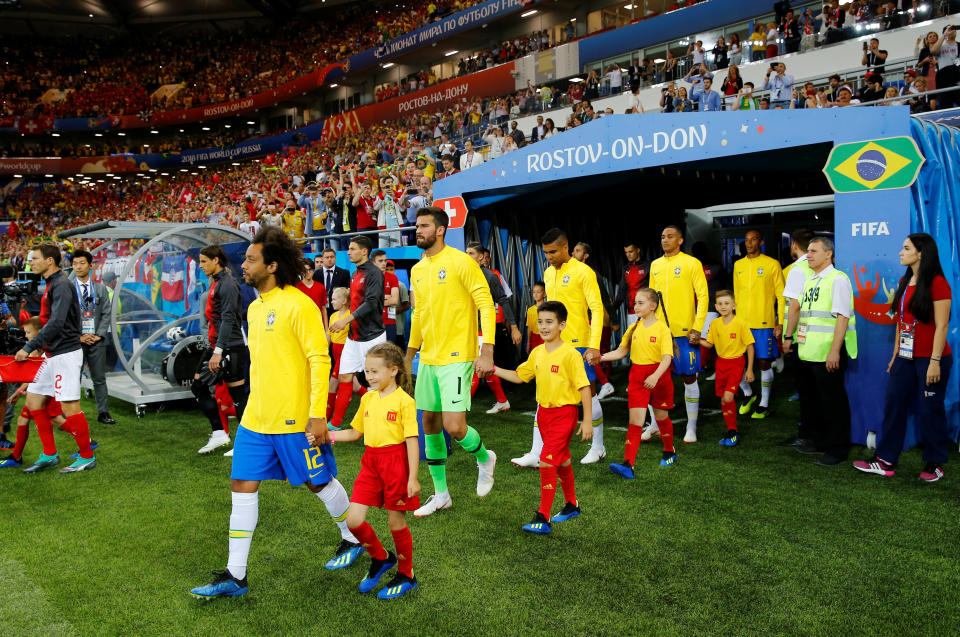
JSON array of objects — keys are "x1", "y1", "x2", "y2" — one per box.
[{"x1": 0, "y1": 0, "x2": 357, "y2": 33}]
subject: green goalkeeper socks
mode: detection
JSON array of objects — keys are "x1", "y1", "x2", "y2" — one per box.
[
  {"x1": 424, "y1": 433, "x2": 448, "y2": 494},
  {"x1": 457, "y1": 426, "x2": 489, "y2": 464}
]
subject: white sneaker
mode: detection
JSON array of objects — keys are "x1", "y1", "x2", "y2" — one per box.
[
  {"x1": 223, "y1": 448, "x2": 234, "y2": 457},
  {"x1": 705, "y1": 372, "x2": 716, "y2": 381},
  {"x1": 199, "y1": 430, "x2": 231, "y2": 454},
  {"x1": 597, "y1": 382, "x2": 615, "y2": 400},
  {"x1": 640, "y1": 423, "x2": 660, "y2": 441},
  {"x1": 477, "y1": 450, "x2": 496, "y2": 496},
  {"x1": 683, "y1": 426, "x2": 697, "y2": 443},
  {"x1": 511, "y1": 452, "x2": 540, "y2": 468},
  {"x1": 413, "y1": 491, "x2": 452, "y2": 517},
  {"x1": 580, "y1": 446, "x2": 606, "y2": 464},
  {"x1": 485, "y1": 401, "x2": 511, "y2": 414}
]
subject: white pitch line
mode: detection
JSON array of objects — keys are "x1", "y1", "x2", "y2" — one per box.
[{"x1": 0, "y1": 555, "x2": 75, "y2": 636}]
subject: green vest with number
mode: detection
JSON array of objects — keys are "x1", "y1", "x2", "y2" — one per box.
[{"x1": 797, "y1": 268, "x2": 858, "y2": 362}]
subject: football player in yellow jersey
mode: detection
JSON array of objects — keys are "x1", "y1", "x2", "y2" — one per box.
[
  {"x1": 190, "y1": 227, "x2": 362, "y2": 601},
  {"x1": 732, "y1": 230, "x2": 785, "y2": 420},
  {"x1": 648, "y1": 226, "x2": 709, "y2": 444},
  {"x1": 536, "y1": 228, "x2": 607, "y2": 465},
  {"x1": 405, "y1": 207, "x2": 498, "y2": 518}
]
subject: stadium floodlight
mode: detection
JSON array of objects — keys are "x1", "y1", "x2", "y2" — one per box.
[
  {"x1": 95, "y1": 133, "x2": 103, "y2": 137},
  {"x1": 45, "y1": 174, "x2": 53, "y2": 177},
  {"x1": 246, "y1": 121, "x2": 255, "y2": 125},
  {"x1": 202, "y1": 127, "x2": 210, "y2": 131},
  {"x1": 224, "y1": 124, "x2": 231, "y2": 128},
  {"x1": 51, "y1": 133, "x2": 60, "y2": 137},
  {"x1": 521, "y1": 9, "x2": 537, "y2": 17}
]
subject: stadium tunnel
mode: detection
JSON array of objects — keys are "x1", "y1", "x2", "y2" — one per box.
[{"x1": 434, "y1": 108, "x2": 960, "y2": 448}]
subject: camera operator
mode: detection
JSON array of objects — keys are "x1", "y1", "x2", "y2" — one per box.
[
  {"x1": 70, "y1": 250, "x2": 115, "y2": 425},
  {"x1": 15, "y1": 243, "x2": 97, "y2": 473},
  {"x1": 194, "y1": 245, "x2": 249, "y2": 456}
]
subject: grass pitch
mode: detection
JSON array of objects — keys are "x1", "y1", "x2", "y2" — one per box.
[{"x1": 1, "y1": 369, "x2": 958, "y2": 636}]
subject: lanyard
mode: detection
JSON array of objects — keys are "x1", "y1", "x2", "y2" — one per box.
[
  {"x1": 900, "y1": 288, "x2": 916, "y2": 329},
  {"x1": 76, "y1": 278, "x2": 95, "y2": 308},
  {"x1": 805, "y1": 276, "x2": 823, "y2": 310}
]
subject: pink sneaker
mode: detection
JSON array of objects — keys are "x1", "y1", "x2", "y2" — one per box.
[
  {"x1": 852, "y1": 456, "x2": 895, "y2": 477},
  {"x1": 919, "y1": 463, "x2": 945, "y2": 483}
]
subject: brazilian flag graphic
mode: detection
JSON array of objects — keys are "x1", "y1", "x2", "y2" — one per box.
[{"x1": 822, "y1": 137, "x2": 925, "y2": 193}]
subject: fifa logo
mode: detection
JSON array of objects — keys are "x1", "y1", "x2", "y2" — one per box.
[{"x1": 851, "y1": 221, "x2": 890, "y2": 236}]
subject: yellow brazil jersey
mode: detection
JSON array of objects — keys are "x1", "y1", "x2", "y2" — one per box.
[
  {"x1": 626, "y1": 319, "x2": 674, "y2": 365},
  {"x1": 328, "y1": 309, "x2": 349, "y2": 345},
  {"x1": 707, "y1": 315, "x2": 755, "y2": 359},
  {"x1": 516, "y1": 342, "x2": 590, "y2": 408},
  {"x1": 543, "y1": 258, "x2": 604, "y2": 350},
  {"x1": 282, "y1": 211, "x2": 305, "y2": 238},
  {"x1": 408, "y1": 245, "x2": 495, "y2": 366},
  {"x1": 649, "y1": 252, "x2": 709, "y2": 338},
  {"x1": 349, "y1": 388, "x2": 418, "y2": 448},
  {"x1": 244, "y1": 285, "x2": 331, "y2": 434},
  {"x1": 733, "y1": 254, "x2": 785, "y2": 329},
  {"x1": 525, "y1": 304, "x2": 539, "y2": 334}
]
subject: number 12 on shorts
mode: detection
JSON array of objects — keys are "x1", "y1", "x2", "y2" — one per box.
[{"x1": 303, "y1": 447, "x2": 325, "y2": 470}]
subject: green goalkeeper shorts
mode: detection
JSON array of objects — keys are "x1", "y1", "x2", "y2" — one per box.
[{"x1": 415, "y1": 362, "x2": 473, "y2": 413}]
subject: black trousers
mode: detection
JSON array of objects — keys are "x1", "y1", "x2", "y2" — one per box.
[{"x1": 798, "y1": 350, "x2": 851, "y2": 459}]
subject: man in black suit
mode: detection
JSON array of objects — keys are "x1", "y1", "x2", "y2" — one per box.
[
  {"x1": 627, "y1": 58, "x2": 643, "y2": 92},
  {"x1": 315, "y1": 247, "x2": 350, "y2": 315},
  {"x1": 529, "y1": 115, "x2": 546, "y2": 142},
  {"x1": 71, "y1": 250, "x2": 116, "y2": 424}
]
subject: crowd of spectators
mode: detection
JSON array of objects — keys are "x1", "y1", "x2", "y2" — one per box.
[
  {"x1": 374, "y1": 29, "x2": 566, "y2": 103},
  {"x1": 0, "y1": 0, "x2": 484, "y2": 119},
  {"x1": 0, "y1": 127, "x2": 258, "y2": 159}
]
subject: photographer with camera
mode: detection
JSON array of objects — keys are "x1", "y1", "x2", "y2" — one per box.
[
  {"x1": 194, "y1": 245, "x2": 249, "y2": 456},
  {"x1": 70, "y1": 250, "x2": 115, "y2": 425},
  {"x1": 14, "y1": 244, "x2": 97, "y2": 473}
]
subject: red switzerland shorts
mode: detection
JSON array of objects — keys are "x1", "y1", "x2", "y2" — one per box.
[
  {"x1": 350, "y1": 443, "x2": 419, "y2": 511},
  {"x1": 331, "y1": 343, "x2": 344, "y2": 377},
  {"x1": 714, "y1": 356, "x2": 746, "y2": 397},
  {"x1": 21, "y1": 399, "x2": 63, "y2": 420},
  {"x1": 536, "y1": 404, "x2": 578, "y2": 465},
  {"x1": 628, "y1": 363, "x2": 674, "y2": 410}
]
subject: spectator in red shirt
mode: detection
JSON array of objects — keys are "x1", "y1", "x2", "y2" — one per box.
[
  {"x1": 295, "y1": 258, "x2": 329, "y2": 331},
  {"x1": 352, "y1": 180, "x2": 378, "y2": 238},
  {"x1": 854, "y1": 233, "x2": 952, "y2": 482}
]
